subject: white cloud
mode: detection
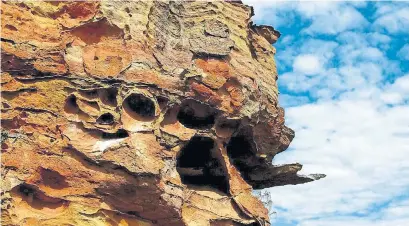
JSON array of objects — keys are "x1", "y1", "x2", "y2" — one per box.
[
  {"x1": 279, "y1": 94, "x2": 310, "y2": 108},
  {"x1": 390, "y1": 74, "x2": 409, "y2": 91},
  {"x1": 381, "y1": 74, "x2": 409, "y2": 105},
  {"x1": 374, "y1": 7, "x2": 409, "y2": 34},
  {"x1": 367, "y1": 32, "x2": 392, "y2": 48},
  {"x1": 293, "y1": 54, "x2": 323, "y2": 75},
  {"x1": 300, "y1": 3, "x2": 368, "y2": 35},
  {"x1": 279, "y1": 41, "x2": 390, "y2": 100},
  {"x1": 299, "y1": 39, "x2": 339, "y2": 60},
  {"x1": 244, "y1": 1, "x2": 368, "y2": 35},
  {"x1": 269, "y1": 99, "x2": 409, "y2": 225}
]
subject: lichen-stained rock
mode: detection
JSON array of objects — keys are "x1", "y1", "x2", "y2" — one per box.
[{"x1": 1, "y1": 1, "x2": 324, "y2": 226}]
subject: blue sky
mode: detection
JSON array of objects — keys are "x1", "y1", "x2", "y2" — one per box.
[{"x1": 242, "y1": 1, "x2": 409, "y2": 225}]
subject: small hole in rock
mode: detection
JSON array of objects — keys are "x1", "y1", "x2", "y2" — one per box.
[
  {"x1": 2, "y1": 143, "x2": 9, "y2": 150},
  {"x1": 127, "y1": 211, "x2": 138, "y2": 216},
  {"x1": 19, "y1": 184, "x2": 34, "y2": 196},
  {"x1": 177, "y1": 136, "x2": 229, "y2": 193},
  {"x1": 5, "y1": 24, "x2": 18, "y2": 31},
  {"x1": 2, "y1": 102, "x2": 11, "y2": 108},
  {"x1": 177, "y1": 100, "x2": 217, "y2": 129},
  {"x1": 64, "y1": 95, "x2": 79, "y2": 114},
  {"x1": 15, "y1": 184, "x2": 68, "y2": 209},
  {"x1": 101, "y1": 129, "x2": 129, "y2": 139},
  {"x1": 156, "y1": 96, "x2": 169, "y2": 109},
  {"x1": 98, "y1": 88, "x2": 118, "y2": 106},
  {"x1": 96, "y1": 113, "x2": 114, "y2": 125},
  {"x1": 123, "y1": 93, "x2": 155, "y2": 121}
]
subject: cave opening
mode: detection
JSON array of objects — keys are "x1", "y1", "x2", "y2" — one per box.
[
  {"x1": 96, "y1": 113, "x2": 114, "y2": 125},
  {"x1": 18, "y1": 184, "x2": 35, "y2": 196},
  {"x1": 99, "y1": 88, "x2": 118, "y2": 106},
  {"x1": 226, "y1": 128, "x2": 257, "y2": 173},
  {"x1": 226, "y1": 136, "x2": 254, "y2": 159},
  {"x1": 64, "y1": 94, "x2": 79, "y2": 114},
  {"x1": 176, "y1": 136, "x2": 229, "y2": 193},
  {"x1": 177, "y1": 100, "x2": 217, "y2": 129},
  {"x1": 123, "y1": 93, "x2": 155, "y2": 120},
  {"x1": 101, "y1": 129, "x2": 129, "y2": 139}
]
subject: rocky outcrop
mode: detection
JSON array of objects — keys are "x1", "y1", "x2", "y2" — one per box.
[{"x1": 1, "y1": 1, "x2": 324, "y2": 226}]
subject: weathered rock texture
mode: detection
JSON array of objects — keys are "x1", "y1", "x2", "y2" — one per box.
[{"x1": 1, "y1": 1, "x2": 324, "y2": 226}]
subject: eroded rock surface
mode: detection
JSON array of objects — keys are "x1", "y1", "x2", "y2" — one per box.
[{"x1": 1, "y1": 1, "x2": 324, "y2": 226}]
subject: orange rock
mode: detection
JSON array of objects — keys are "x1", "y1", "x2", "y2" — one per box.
[
  {"x1": 83, "y1": 40, "x2": 132, "y2": 78},
  {"x1": 53, "y1": 2, "x2": 100, "y2": 28},
  {"x1": 190, "y1": 81, "x2": 223, "y2": 105},
  {"x1": 196, "y1": 58, "x2": 231, "y2": 89}
]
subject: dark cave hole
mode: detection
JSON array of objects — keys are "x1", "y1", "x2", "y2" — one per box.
[
  {"x1": 177, "y1": 100, "x2": 217, "y2": 129},
  {"x1": 226, "y1": 130, "x2": 257, "y2": 174},
  {"x1": 19, "y1": 184, "x2": 35, "y2": 196},
  {"x1": 123, "y1": 93, "x2": 155, "y2": 120},
  {"x1": 99, "y1": 88, "x2": 118, "y2": 107},
  {"x1": 226, "y1": 135, "x2": 254, "y2": 159},
  {"x1": 176, "y1": 136, "x2": 229, "y2": 193},
  {"x1": 101, "y1": 129, "x2": 129, "y2": 139},
  {"x1": 96, "y1": 113, "x2": 114, "y2": 125},
  {"x1": 156, "y1": 96, "x2": 169, "y2": 109},
  {"x1": 64, "y1": 94, "x2": 79, "y2": 114},
  {"x1": 15, "y1": 183, "x2": 67, "y2": 209}
]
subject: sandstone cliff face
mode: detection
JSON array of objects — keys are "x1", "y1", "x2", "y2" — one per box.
[{"x1": 1, "y1": 1, "x2": 323, "y2": 226}]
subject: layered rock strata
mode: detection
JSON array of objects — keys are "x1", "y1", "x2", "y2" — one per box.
[{"x1": 1, "y1": 1, "x2": 324, "y2": 226}]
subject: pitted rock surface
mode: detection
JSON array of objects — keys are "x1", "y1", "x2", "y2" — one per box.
[{"x1": 1, "y1": 1, "x2": 324, "y2": 226}]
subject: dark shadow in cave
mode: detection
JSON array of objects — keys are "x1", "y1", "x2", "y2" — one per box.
[
  {"x1": 96, "y1": 113, "x2": 115, "y2": 125},
  {"x1": 177, "y1": 100, "x2": 217, "y2": 129},
  {"x1": 123, "y1": 93, "x2": 155, "y2": 121},
  {"x1": 226, "y1": 127, "x2": 258, "y2": 176},
  {"x1": 101, "y1": 129, "x2": 129, "y2": 139},
  {"x1": 176, "y1": 136, "x2": 229, "y2": 193},
  {"x1": 64, "y1": 94, "x2": 79, "y2": 114}
]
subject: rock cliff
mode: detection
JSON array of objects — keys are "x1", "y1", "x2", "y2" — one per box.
[{"x1": 1, "y1": 1, "x2": 324, "y2": 226}]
